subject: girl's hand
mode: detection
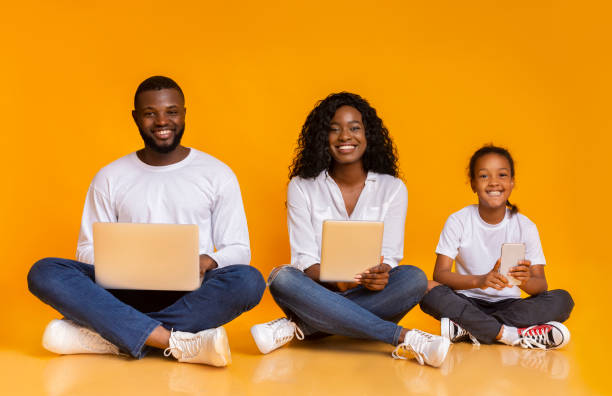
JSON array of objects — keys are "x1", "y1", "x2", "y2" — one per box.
[
  {"x1": 354, "y1": 257, "x2": 391, "y2": 291},
  {"x1": 477, "y1": 259, "x2": 510, "y2": 290},
  {"x1": 509, "y1": 260, "x2": 531, "y2": 285}
]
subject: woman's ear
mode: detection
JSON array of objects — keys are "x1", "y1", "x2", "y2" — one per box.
[{"x1": 470, "y1": 179, "x2": 477, "y2": 193}]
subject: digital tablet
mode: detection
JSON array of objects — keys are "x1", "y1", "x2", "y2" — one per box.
[{"x1": 319, "y1": 220, "x2": 384, "y2": 282}]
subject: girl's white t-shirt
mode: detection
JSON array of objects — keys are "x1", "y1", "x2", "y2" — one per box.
[{"x1": 435, "y1": 205, "x2": 546, "y2": 302}]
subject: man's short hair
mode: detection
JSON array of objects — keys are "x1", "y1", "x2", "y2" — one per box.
[{"x1": 134, "y1": 76, "x2": 184, "y2": 108}]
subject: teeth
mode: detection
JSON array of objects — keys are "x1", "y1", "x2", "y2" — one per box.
[
  {"x1": 155, "y1": 130, "x2": 172, "y2": 136},
  {"x1": 488, "y1": 191, "x2": 501, "y2": 196},
  {"x1": 338, "y1": 145, "x2": 356, "y2": 150}
]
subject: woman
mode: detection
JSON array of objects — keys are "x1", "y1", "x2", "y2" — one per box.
[{"x1": 251, "y1": 92, "x2": 450, "y2": 367}]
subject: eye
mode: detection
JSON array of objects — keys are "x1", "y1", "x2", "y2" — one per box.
[
  {"x1": 479, "y1": 174, "x2": 488, "y2": 179},
  {"x1": 144, "y1": 112, "x2": 155, "y2": 117},
  {"x1": 168, "y1": 110, "x2": 178, "y2": 115},
  {"x1": 350, "y1": 126, "x2": 361, "y2": 132}
]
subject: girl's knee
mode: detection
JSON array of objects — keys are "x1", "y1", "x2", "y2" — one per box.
[{"x1": 549, "y1": 289, "x2": 574, "y2": 318}]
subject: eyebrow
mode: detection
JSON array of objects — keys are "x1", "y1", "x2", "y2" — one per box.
[
  {"x1": 330, "y1": 120, "x2": 362, "y2": 125},
  {"x1": 478, "y1": 167, "x2": 510, "y2": 171}
]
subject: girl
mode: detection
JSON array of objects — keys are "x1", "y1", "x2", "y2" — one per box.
[
  {"x1": 421, "y1": 144, "x2": 574, "y2": 349},
  {"x1": 251, "y1": 92, "x2": 450, "y2": 367}
]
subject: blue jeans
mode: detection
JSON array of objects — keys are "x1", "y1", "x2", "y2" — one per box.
[
  {"x1": 28, "y1": 257, "x2": 266, "y2": 358},
  {"x1": 268, "y1": 265, "x2": 427, "y2": 346}
]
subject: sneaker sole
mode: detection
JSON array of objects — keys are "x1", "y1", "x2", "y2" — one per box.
[
  {"x1": 213, "y1": 327, "x2": 232, "y2": 367},
  {"x1": 250, "y1": 324, "x2": 274, "y2": 354},
  {"x1": 42, "y1": 319, "x2": 67, "y2": 354},
  {"x1": 427, "y1": 338, "x2": 452, "y2": 368}
]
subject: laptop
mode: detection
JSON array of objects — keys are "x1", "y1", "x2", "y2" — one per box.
[
  {"x1": 319, "y1": 220, "x2": 384, "y2": 282},
  {"x1": 93, "y1": 222, "x2": 200, "y2": 291}
]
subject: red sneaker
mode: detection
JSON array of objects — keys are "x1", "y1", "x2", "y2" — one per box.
[{"x1": 515, "y1": 321, "x2": 570, "y2": 350}]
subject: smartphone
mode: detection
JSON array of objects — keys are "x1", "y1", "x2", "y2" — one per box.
[{"x1": 499, "y1": 243, "x2": 525, "y2": 286}]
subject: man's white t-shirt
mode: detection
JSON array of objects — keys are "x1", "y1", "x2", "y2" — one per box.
[
  {"x1": 435, "y1": 205, "x2": 546, "y2": 302},
  {"x1": 76, "y1": 148, "x2": 250, "y2": 268},
  {"x1": 288, "y1": 171, "x2": 408, "y2": 271}
]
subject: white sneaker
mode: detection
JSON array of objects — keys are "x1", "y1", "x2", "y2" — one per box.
[
  {"x1": 441, "y1": 317, "x2": 480, "y2": 346},
  {"x1": 251, "y1": 318, "x2": 304, "y2": 354},
  {"x1": 164, "y1": 327, "x2": 231, "y2": 367},
  {"x1": 513, "y1": 321, "x2": 570, "y2": 350},
  {"x1": 392, "y1": 329, "x2": 451, "y2": 368},
  {"x1": 42, "y1": 319, "x2": 120, "y2": 355}
]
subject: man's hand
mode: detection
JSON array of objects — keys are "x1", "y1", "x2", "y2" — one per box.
[
  {"x1": 476, "y1": 259, "x2": 510, "y2": 290},
  {"x1": 354, "y1": 257, "x2": 391, "y2": 291},
  {"x1": 199, "y1": 254, "x2": 218, "y2": 280}
]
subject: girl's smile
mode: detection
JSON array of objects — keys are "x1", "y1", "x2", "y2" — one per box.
[{"x1": 471, "y1": 153, "x2": 514, "y2": 213}]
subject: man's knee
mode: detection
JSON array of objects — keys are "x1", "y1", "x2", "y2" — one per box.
[
  {"x1": 224, "y1": 265, "x2": 266, "y2": 308},
  {"x1": 27, "y1": 258, "x2": 60, "y2": 296}
]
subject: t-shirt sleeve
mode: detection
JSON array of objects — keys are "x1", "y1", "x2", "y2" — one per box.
[
  {"x1": 76, "y1": 178, "x2": 117, "y2": 264},
  {"x1": 287, "y1": 179, "x2": 319, "y2": 272},
  {"x1": 524, "y1": 222, "x2": 546, "y2": 265},
  {"x1": 435, "y1": 214, "x2": 463, "y2": 259}
]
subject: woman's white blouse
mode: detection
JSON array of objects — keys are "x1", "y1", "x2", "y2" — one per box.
[{"x1": 287, "y1": 170, "x2": 408, "y2": 271}]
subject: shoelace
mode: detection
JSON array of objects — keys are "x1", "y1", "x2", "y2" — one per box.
[
  {"x1": 391, "y1": 329, "x2": 433, "y2": 365},
  {"x1": 78, "y1": 327, "x2": 118, "y2": 353},
  {"x1": 452, "y1": 323, "x2": 480, "y2": 347},
  {"x1": 271, "y1": 319, "x2": 304, "y2": 346},
  {"x1": 513, "y1": 325, "x2": 551, "y2": 350},
  {"x1": 164, "y1": 331, "x2": 203, "y2": 359}
]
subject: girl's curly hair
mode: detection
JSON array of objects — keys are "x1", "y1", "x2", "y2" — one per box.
[{"x1": 289, "y1": 92, "x2": 399, "y2": 179}]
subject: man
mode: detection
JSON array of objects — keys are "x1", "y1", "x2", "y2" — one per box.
[{"x1": 27, "y1": 76, "x2": 265, "y2": 367}]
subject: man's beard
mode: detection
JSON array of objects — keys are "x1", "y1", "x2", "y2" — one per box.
[{"x1": 139, "y1": 126, "x2": 185, "y2": 154}]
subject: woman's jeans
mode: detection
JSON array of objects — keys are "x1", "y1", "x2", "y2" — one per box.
[
  {"x1": 268, "y1": 265, "x2": 428, "y2": 346},
  {"x1": 28, "y1": 257, "x2": 266, "y2": 358}
]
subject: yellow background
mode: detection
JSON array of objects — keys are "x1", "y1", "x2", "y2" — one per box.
[{"x1": 1, "y1": 0, "x2": 609, "y2": 394}]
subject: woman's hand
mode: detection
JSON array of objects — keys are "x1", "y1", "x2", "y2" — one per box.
[
  {"x1": 509, "y1": 260, "x2": 531, "y2": 285},
  {"x1": 477, "y1": 259, "x2": 510, "y2": 290},
  {"x1": 354, "y1": 258, "x2": 391, "y2": 291},
  {"x1": 304, "y1": 264, "x2": 358, "y2": 291}
]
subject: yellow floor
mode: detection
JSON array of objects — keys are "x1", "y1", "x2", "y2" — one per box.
[{"x1": 2, "y1": 292, "x2": 607, "y2": 396}]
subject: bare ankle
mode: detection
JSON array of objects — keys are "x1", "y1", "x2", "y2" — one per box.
[{"x1": 145, "y1": 325, "x2": 171, "y2": 349}]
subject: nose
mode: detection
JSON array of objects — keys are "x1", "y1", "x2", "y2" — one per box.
[
  {"x1": 338, "y1": 127, "x2": 351, "y2": 141},
  {"x1": 155, "y1": 112, "x2": 169, "y2": 126}
]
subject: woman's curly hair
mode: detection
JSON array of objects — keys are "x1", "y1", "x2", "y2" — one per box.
[{"x1": 289, "y1": 92, "x2": 399, "y2": 179}]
